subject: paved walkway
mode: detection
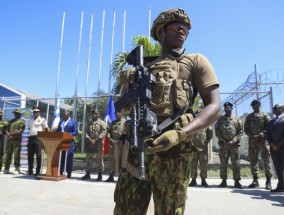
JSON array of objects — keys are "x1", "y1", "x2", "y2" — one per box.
[{"x1": 0, "y1": 167, "x2": 283, "y2": 215}]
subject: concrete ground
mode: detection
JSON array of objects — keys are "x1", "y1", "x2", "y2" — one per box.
[{"x1": 0, "y1": 167, "x2": 283, "y2": 215}]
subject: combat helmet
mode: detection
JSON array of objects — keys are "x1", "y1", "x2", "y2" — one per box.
[{"x1": 150, "y1": 8, "x2": 191, "y2": 41}]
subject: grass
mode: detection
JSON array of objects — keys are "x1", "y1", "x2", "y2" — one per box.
[{"x1": 207, "y1": 166, "x2": 265, "y2": 178}]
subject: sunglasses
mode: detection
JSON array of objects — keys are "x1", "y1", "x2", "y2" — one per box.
[{"x1": 166, "y1": 25, "x2": 189, "y2": 36}]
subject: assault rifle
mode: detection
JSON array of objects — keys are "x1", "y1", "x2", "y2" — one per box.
[{"x1": 114, "y1": 45, "x2": 158, "y2": 179}]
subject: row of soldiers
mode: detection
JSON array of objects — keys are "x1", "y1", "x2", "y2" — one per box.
[
  {"x1": 0, "y1": 100, "x2": 276, "y2": 189},
  {"x1": 189, "y1": 100, "x2": 273, "y2": 189},
  {"x1": 0, "y1": 107, "x2": 126, "y2": 182}
]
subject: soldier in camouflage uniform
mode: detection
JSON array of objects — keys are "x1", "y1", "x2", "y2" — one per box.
[
  {"x1": 81, "y1": 109, "x2": 106, "y2": 181},
  {"x1": 105, "y1": 111, "x2": 125, "y2": 182},
  {"x1": 114, "y1": 8, "x2": 221, "y2": 215},
  {"x1": 189, "y1": 111, "x2": 213, "y2": 187},
  {"x1": 215, "y1": 102, "x2": 243, "y2": 188},
  {"x1": 0, "y1": 110, "x2": 8, "y2": 173},
  {"x1": 244, "y1": 100, "x2": 273, "y2": 189},
  {"x1": 3, "y1": 108, "x2": 25, "y2": 175}
]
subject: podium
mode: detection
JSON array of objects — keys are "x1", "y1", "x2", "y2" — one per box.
[{"x1": 37, "y1": 131, "x2": 74, "y2": 181}]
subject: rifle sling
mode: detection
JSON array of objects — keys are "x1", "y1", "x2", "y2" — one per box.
[{"x1": 157, "y1": 107, "x2": 187, "y2": 132}]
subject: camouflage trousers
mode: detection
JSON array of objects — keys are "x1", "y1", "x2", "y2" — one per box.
[
  {"x1": 191, "y1": 150, "x2": 208, "y2": 178},
  {"x1": 107, "y1": 142, "x2": 116, "y2": 176},
  {"x1": 219, "y1": 145, "x2": 241, "y2": 180},
  {"x1": 85, "y1": 142, "x2": 104, "y2": 173},
  {"x1": 114, "y1": 142, "x2": 192, "y2": 215},
  {"x1": 0, "y1": 138, "x2": 4, "y2": 170},
  {"x1": 248, "y1": 141, "x2": 273, "y2": 178},
  {"x1": 4, "y1": 140, "x2": 21, "y2": 170}
]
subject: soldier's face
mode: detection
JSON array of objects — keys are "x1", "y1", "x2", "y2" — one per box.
[
  {"x1": 224, "y1": 106, "x2": 232, "y2": 115},
  {"x1": 252, "y1": 104, "x2": 260, "y2": 112},
  {"x1": 164, "y1": 22, "x2": 188, "y2": 49}
]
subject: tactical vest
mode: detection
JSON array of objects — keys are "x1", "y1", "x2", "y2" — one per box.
[{"x1": 148, "y1": 54, "x2": 194, "y2": 117}]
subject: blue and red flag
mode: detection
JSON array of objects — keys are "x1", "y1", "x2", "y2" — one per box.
[{"x1": 103, "y1": 96, "x2": 116, "y2": 156}]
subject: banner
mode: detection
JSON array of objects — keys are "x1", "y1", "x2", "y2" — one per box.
[{"x1": 103, "y1": 96, "x2": 116, "y2": 156}]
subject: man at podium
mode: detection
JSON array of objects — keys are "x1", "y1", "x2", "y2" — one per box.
[{"x1": 56, "y1": 110, "x2": 78, "y2": 178}]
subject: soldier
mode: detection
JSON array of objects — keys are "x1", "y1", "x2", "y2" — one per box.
[
  {"x1": 105, "y1": 111, "x2": 125, "y2": 182},
  {"x1": 3, "y1": 108, "x2": 25, "y2": 175},
  {"x1": 189, "y1": 111, "x2": 213, "y2": 187},
  {"x1": 81, "y1": 109, "x2": 107, "y2": 181},
  {"x1": 215, "y1": 102, "x2": 243, "y2": 188},
  {"x1": 244, "y1": 100, "x2": 273, "y2": 189},
  {"x1": 28, "y1": 106, "x2": 49, "y2": 176},
  {"x1": 0, "y1": 109, "x2": 8, "y2": 173},
  {"x1": 114, "y1": 8, "x2": 221, "y2": 215}
]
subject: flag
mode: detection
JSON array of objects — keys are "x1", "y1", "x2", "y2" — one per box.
[
  {"x1": 51, "y1": 97, "x2": 60, "y2": 131},
  {"x1": 103, "y1": 96, "x2": 116, "y2": 156}
]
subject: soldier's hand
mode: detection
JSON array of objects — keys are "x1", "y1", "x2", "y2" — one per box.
[{"x1": 146, "y1": 128, "x2": 187, "y2": 153}]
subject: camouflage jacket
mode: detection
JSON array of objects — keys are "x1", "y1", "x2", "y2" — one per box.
[
  {"x1": 192, "y1": 126, "x2": 213, "y2": 152},
  {"x1": 107, "y1": 118, "x2": 126, "y2": 142},
  {"x1": 215, "y1": 115, "x2": 243, "y2": 146},
  {"x1": 0, "y1": 119, "x2": 8, "y2": 141},
  {"x1": 85, "y1": 118, "x2": 107, "y2": 141},
  {"x1": 244, "y1": 112, "x2": 270, "y2": 137},
  {"x1": 7, "y1": 118, "x2": 25, "y2": 141}
]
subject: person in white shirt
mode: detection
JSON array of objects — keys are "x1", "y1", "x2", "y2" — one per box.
[{"x1": 28, "y1": 106, "x2": 49, "y2": 176}]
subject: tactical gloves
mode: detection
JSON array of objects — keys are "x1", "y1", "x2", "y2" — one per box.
[{"x1": 146, "y1": 128, "x2": 187, "y2": 153}]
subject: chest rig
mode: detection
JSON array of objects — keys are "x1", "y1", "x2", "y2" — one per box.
[{"x1": 148, "y1": 50, "x2": 195, "y2": 118}]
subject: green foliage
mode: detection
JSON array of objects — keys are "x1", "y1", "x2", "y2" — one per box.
[
  {"x1": 207, "y1": 165, "x2": 265, "y2": 178},
  {"x1": 111, "y1": 35, "x2": 161, "y2": 94}
]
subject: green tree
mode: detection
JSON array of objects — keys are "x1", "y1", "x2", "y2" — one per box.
[{"x1": 111, "y1": 35, "x2": 160, "y2": 94}]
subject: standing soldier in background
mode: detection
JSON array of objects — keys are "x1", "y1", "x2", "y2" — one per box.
[
  {"x1": 244, "y1": 100, "x2": 273, "y2": 189},
  {"x1": 28, "y1": 106, "x2": 49, "y2": 176},
  {"x1": 81, "y1": 109, "x2": 106, "y2": 181},
  {"x1": 3, "y1": 108, "x2": 25, "y2": 175},
  {"x1": 189, "y1": 110, "x2": 213, "y2": 187},
  {"x1": 0, "y1": 109, "x2": 8, "y2": 173},
  {"x1": 105, "y1": 111, "x2": 126, "y2": 182},
  {"x1": 215, "y1": 102, "x2": 243, "y2": 189}
]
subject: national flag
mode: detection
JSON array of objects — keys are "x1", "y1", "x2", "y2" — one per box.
[
  {"x1": 103, "y1": 96, "x2": 116, "y2": 156},
  {"x1": 51, "y1": 97, "x2": 60, "y2": 131}
]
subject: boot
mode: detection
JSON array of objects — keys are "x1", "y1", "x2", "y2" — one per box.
[
  {"x1": 13, "y1": 168, "x2": 20, "y2": 175},
  {"x1": 201, "y1": 178, "x2": 209, "y2": 187},
  {"x1": 218, "y1": 179, "x2": 227, "y2": 188},
  {"x1": 188, "y1": 178, "x2": 197, "y2": 187},
  {"x1": 81, "y1": 171, "x2": 91, "y2": 180},
  {"x1": 248, "y1": 176, "x2": 259, "y2": 188},
  {"x1": 265, "y1": 177, "x2": 272, "y2": 190},
  {"x1": 234, "y1": 180, "x2": 243, "y2": 189},
  {"x1": 104, "y1": 175, "x2": 114, "y2": 182},
  {"x1": 96, "y1": 172, "x2": 102, "y2": 181}
]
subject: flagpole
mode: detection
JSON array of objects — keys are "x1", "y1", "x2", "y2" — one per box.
[
  {"x1": 52, "y1": 12, "x2": 65, "y2": 130},
  {"x1": 82, "y1": 12, "x2": 94, "y2": 153},
  {"x1": 148, "y1": 5, "x2": 151, "y2": 41},
  {"x1": 122, "y1": 9, "x2": 126, "y2": 52},
  {"x1": 73, "y1": 11, "x2": 84, "y2": 121},
  {"x1": 108, "y1": 10, "x2": 116, "y2": 95},
  {"x1": 55, "y1": 12, "x2": 65, "y2": 101},
  {"x1": 96, "y1": 9, "x2": 105, "y2": 109}
]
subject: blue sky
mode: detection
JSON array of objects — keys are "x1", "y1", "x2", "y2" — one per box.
[{"x1": 1, "y1": 0, "x2": 284, "y2": 104}]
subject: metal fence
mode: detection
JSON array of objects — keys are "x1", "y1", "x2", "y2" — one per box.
[{"x1": 0, "y1": 90, "x2": 275, "y2": 178}]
